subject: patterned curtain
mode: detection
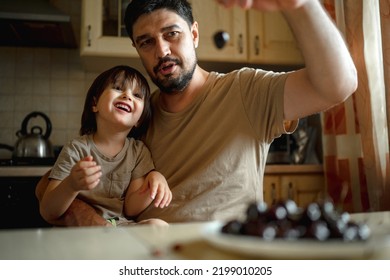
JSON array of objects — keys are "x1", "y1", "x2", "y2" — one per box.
[{"x1": 321, "y1": 0, "x2": 390, "y2": 212}]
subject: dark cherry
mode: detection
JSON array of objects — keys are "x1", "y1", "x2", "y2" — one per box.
[
  {"x1": 221, "y1": 220, "x2": 242, "y2": 235},
  {"x1": 221, "y1": 198, "x2": 370, "y2": 242}
]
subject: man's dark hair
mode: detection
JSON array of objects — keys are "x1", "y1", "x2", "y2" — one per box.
[{"x1": 124, "y1": 0, "x2": 194, "y2": 43}]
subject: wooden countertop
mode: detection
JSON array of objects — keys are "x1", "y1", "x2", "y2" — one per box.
[
  {"x1": 0, "y1": 164, "x2": 323, "y2": 177},
  {"x1": 0, "y1": 166, "x2": 51, "y2": 177}
]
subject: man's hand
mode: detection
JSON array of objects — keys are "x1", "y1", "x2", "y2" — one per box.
[
  {"x1": 61, "y1": 199, "x2": 111, "y2": 227},
  {"x1": 215, "y1": 0, "x2": 308, "y2": 11}
]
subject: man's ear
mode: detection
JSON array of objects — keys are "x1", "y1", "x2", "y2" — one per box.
[{"x1": 192, "y1": 21, "x2": 199, "y2": 48}]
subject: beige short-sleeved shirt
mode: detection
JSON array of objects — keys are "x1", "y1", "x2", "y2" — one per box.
[
  {"x1": 138, "y1": 67, "x2": 294, "y2": 223},
  {"x1": 49, "y1": 135, "x2": 154, "y2": 219}
]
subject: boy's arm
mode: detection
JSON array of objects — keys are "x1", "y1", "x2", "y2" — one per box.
[
  {"x1": 124, "y1": 171, "x2": 172, "y2": 218},
  {"x1": 124, "y1": 176, "x2": 153, "y2": 218},
  {"x1": 35, "y1": 171, "x2": 109, "y2": 227}
]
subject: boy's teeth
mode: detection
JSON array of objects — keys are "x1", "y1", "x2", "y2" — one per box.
[{"x1": 115, "y1": 103, "x2": 130, "y2": 112}]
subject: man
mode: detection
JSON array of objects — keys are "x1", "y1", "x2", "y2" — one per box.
[{"x1": 36, "y1": 0, "x2": 357, "y2": 225}]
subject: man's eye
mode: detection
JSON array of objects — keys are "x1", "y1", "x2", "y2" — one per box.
[
  {"x1": 139, "y1": 39, "x2": 152, "y2": 48},
  {"x1": 167, "y1": 31, "x2": 179, "y2": 38}
]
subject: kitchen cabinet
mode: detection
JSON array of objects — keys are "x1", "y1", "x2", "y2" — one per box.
[
  {"x1": 247, "y1": 10, "x2": 303, "y2": 65},
  {"x1": 80, "y1": 0, "x2": 135, "y2": 57},
  {"x1": 80, "y1": 0, "x2": 145, "y2": 72},
  {"x1": 0, "y1": 176, "x2": 50, "y2": 229},
  {"x1": 191, "y1": 1, "x2": 303, "y2": 65},
  {"x1": 190, "y1": 1, "x2": 247, "y2": 62},
  {"x1": 80, "y1": 0, "x2": 303, "y2": 72},
  {"x1": 263, "y1": 165, "x2": 324, "y2": 208}
]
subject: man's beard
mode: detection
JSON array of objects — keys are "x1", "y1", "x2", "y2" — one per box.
[{"x1": 152, "y1": 57, "x2": 197, "y2": 94}]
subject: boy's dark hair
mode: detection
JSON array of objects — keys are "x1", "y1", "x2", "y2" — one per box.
[
  {"x1": 124, "y1": 0, "x2": 194, "y2": 43},
  {"x1": 80, "y1": 65, "x2": 151, "y2": 139}
]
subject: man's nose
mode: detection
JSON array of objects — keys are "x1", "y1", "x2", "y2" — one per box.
[{"x1": 155, "y1": 38, "x2": 171, "y2": 58}]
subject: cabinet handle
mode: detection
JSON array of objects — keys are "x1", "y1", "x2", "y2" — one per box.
[
  {"x1": 238, "y1": 34, "x2": 243, "y2": 54},
  {"x1": 87, "y1": 25, "x2": 92, "y2": 47},
  {"x1": 254, "y1": 35, "x2": 260, "y2": 55},
  {"x1": 271, "y1": 183, "x2": 276, "y2": 205},
  {"x1": 288, "y1": 182, "x2": 293, "y2": 199}
]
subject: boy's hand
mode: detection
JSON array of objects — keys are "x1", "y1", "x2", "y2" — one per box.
[
  {"x1": 139, "y1": 171, "x2": 172, "y2": 208},
  {"x1": 68, "y1": 155, "x2": 102, "y2": 192}
]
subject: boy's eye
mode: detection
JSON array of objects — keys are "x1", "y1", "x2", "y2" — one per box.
[{"x1": 134, "y1": 93, "x2": 144, "y2": 99}]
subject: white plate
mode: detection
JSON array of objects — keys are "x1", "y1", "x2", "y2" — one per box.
[{"x1": 202, "y1": 221, "x2": 381, "y2": 259}]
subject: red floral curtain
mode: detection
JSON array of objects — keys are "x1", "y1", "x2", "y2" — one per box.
[{"x1": 322, "y1": 0, "x2": 390, "y2": 212}]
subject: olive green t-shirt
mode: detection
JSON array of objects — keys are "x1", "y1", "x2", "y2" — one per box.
[
  {"x1": 50, "y1": 135, "x2": 154, "y2": 219},
  {"x1": 138, "y1": 67, "x2": 294, "y2": 223}
]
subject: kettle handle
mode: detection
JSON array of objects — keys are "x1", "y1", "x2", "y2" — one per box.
[{"x1": 20, "y1": 111, "x2": 52, "y2": 139}]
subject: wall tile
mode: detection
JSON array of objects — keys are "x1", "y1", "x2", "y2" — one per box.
[
  {"x1": 14, "y1": 95, "x2": 34, "y2": 112},
  {"x1": 0, "y1": 78, "x2": 15, "y2": 95},
  {"x1": 0, "y1": 48, "x2": 16, "y2": 78},
  {"x1": 33, "y1": 49, "x2": 51, "y2": 78},
  {"x1": 14, "y1": 78, "x2": 34, "y2": 96},
  {"x1": 0, "y1": 96, "x2": 14, "y2": 112},
  {"x1": 15, "y1": 48, "x2": 34, "y2": 78},
  {"x1": 50, "y1": 96, "x2": 69, "y2": 112},
  {"x1": 33, "y1": 78, "x2": 50, "y2": 96}
]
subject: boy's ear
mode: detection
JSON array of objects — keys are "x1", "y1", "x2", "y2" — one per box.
[{"x1": 92, "y1": 97, "x2": 98, "y2": 112}]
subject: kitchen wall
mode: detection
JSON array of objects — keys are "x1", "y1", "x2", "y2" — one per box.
[
  {"x1": 0, "y1": 0, "x2": 98, "y2": 158},
  {"x1": 0, "y1": 0, "x2": 322, "y2": 162}
]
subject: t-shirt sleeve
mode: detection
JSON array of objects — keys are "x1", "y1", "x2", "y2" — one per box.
[
  {"x1": 238, "y1": 68, "x2": 293, "y2": 142},
  {"x1": 130, "y1": 140, "x2": 155, "y2": 180},
  {"x1": 49, "y1": 140, "x2": 82, "y2": 181}
]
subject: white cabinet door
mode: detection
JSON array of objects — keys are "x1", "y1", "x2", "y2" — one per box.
[
  {"x1": 248, "y1": 10, "x2": 303, "y2": 65},
  {"x1": 80, "y1": 0, "x2": 138, "y2": 58},
  {"x1": 190, "y1": 0, "x2": 247, "y2": 62}
]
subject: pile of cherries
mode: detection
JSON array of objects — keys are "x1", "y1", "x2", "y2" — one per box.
[{"x1": 221, "y1": 199, "x2": 370, "y2": 242}]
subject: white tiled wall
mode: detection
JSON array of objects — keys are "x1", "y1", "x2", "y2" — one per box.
[{"x1": 0, "y1": 0, "x2": 99, "y2": 158}]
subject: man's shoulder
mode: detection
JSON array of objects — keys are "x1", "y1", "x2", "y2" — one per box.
[{"x1": 212, "y1": 67, "x2": 271, "y2": 81}]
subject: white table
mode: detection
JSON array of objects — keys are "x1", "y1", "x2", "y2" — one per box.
[{"x1": 0, "y1": 212, "x2": 389, "y2": 260}]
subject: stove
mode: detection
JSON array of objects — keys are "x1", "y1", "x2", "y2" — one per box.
[{"x1": 0, "y1": 157, "x2": 56, "y2": 166}]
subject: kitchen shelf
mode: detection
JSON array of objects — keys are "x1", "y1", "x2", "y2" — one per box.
[{"x1": 265, "y1": 164, "x2": 323, "y2": 174}]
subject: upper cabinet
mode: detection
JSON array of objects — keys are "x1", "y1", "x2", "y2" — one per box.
[
  {"x1": 189, "y1": 1, "x2": 247, "y2": 62},
  {"x1": 248, "y1": 10, "x2": 303, "y2": 65},
  {"x1": 81, "y1": 0, "x2": 136, "y2": 57},
  {"x1": 80, "y1": 0, "x2": 304, "y2": 72},
  {"x1": 190, "y1": 1, "x2": 303, "y2": 65},
  {"x1": 80, "y1": 0, "x2": 144, "y2": 73}
]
